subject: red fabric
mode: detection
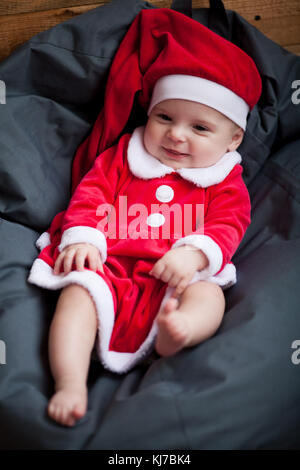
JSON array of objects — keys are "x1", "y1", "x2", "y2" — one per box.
[{"x1": 37, "y1": 134, "x2": 250, "y2": 353}]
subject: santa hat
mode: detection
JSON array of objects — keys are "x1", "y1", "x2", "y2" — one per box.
[{"x1": 71, "y1": 8, "x2": 262, "y2": 190}]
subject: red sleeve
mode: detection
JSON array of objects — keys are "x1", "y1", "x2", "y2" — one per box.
[
  {"x1": 58, "y1": 133, "x2": 131, "y2": 260},
  {"x1": 203, "y1": 165, "x2": 251, "y2": 272},
  {"x1": 63, "y1": 135, "x2": 129, "y2": 230}
]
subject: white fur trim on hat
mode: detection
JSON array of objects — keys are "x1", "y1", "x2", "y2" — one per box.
[{"x1": 148, "y1": 74, "x2": 249, "y2": 130}]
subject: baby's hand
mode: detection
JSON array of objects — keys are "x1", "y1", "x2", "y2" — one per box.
[
  {"x1": 149, "y1": 245, "x2": 208, "y2": 298},
  {"x1": 53, "y1": 243, "x2": 103, "y2": 275}
]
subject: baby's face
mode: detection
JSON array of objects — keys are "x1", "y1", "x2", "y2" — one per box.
[{"x1": 144, "y1": 99, "x2": 244, "y2": 170}]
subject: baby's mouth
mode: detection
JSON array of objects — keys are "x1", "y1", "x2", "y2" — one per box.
[{"x1": 162, "y1": 147, "x2": 189, "y2": 158}]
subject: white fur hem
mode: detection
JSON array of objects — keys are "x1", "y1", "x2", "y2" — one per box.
[
  {"x1": 36, "y1": 231, "x2": 51, "y2": 251},
  {"x1": 172, "y1": 234, "x2": 223, "y2": 278},
  {"x1": 58, "y1": 226, "x2": 107, "y2": 263},
  {"x1": 27, "y1": 259, "x2": 157, "y2": 373}
]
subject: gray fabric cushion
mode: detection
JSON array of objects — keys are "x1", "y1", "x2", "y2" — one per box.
[{"x1": 1, "y1": 0, "x2": 300, "y2": 449}]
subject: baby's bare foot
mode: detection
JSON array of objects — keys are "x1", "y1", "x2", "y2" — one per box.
[
  {"x1": 155, "y1": 298, "x2": 192, "y2": 357},
  {"x1": 48, "y1": 381, "x2": 87, "y2": 427}
]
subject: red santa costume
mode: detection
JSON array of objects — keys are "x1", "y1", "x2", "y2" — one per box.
[{"x1": 27, "y1": 8, "x2": 262, "y2": 373}]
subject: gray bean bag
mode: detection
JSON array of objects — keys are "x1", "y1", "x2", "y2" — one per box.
[{"x1": 0, "y1": 0, "x2": 300, "y2": 449}]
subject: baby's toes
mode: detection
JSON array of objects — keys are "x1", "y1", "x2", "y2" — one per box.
[
  {"x1": 163, "y1": 298, "x2": 179, "y2": 314},
  {"x1": 169, "y1": 314, "x2": 191, "y2": 343},
  {"x1": 64, "y1": 410, "x2": 77, "y2": 427},
  {"x1": 48, "y1": 397, "x2": 68, "y2": 426},
  {"x1": 52, "y1": 404, "x2": 64, "y2": 424},
  {"x1": 72, "y1": 403, "x2": 86, "y2": 420},
  {"x1": 60, "y1": 406, "x2": 73, "y2": 427},
  {"x1": 48, "y1": 400, "x2": 59, "y2": 421}
]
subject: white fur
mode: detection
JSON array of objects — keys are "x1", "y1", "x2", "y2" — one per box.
[
  {"x1": 36, "y1": 231, "x2": 51, "y2": 250},
  {"x1": 58, "y1": 226, "x2": 107, "y2": 262},
  {"x1": 148, "y1": 75, "x2": 249, "y2": 130},
  {"x1": 190, "y1": 261, "x2": 236, "y2": 288}
]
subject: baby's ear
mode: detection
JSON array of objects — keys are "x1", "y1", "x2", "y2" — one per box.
[{"x1": 227, "y1": 127, "x2": 244, "y2": 152}]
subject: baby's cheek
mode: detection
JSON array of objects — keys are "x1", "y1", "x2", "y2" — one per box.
[{"x1": 143, "y1": 130, "x2": 153, "y2": 154}]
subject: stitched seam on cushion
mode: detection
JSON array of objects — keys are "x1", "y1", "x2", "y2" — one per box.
[{"x1": 29, "y1": 40, "x2": 114, "y2": 60}]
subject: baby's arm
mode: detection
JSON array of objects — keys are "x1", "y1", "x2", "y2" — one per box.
[
  {"x1": 54, "y1": 243, "x2": 103, "y2": 275},
  {"x1": 150, "y1": 245, "x2": 208, "y2": 298},
  {"x1": 57, "y1": 136, "x2": 128, "y2": 262}
]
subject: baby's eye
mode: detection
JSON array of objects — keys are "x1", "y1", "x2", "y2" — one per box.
[
  {"x1": 158, "y1": 113, "x2": 172, "y2": 121},
  {"x1": 194, "y1": 124, "x2": 208, "y2": 132}
]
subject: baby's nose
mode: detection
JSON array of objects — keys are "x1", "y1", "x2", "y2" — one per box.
[{"x1": 167, "y1": 125, "x2": 186, "y2": 142}]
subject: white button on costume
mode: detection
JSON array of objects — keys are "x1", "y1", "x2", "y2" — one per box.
[
  {"x1": 155, "y1": 185, "x2": 174, "y2": 203},
  {"x1": 146, "y1": 185, "x2": 175, "y2": 228},
  {"x1": 146, "y1": 213, "x2": 166, "y2": 227}
]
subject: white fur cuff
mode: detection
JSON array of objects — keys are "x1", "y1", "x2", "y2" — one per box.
[
  {"x1": 36, "y1": 231, "x2": 51, "y2": 251},
  {"x1": 58, "y1": 226, "x2": 107, "y2": 262}
]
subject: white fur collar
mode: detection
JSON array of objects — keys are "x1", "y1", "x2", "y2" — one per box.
[{"x1": 127, "y1": 126, "x2": 242, "y2": 188}]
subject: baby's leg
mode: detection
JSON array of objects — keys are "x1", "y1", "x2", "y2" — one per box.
[
  {"x1": 155, "y1": 281, "x2": 225, "y2": 357},
  {"x1": 48, "y1": 284, "x2": 98, "y2": 427}
]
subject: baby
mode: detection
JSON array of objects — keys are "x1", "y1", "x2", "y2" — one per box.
[{"x1": 28, "y1": 9, "x2": 261, "y2": 427}]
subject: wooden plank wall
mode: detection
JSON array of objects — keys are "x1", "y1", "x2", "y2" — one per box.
[{"x1": 0, "y1": 0, "x2": 299, "y2": 63}]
